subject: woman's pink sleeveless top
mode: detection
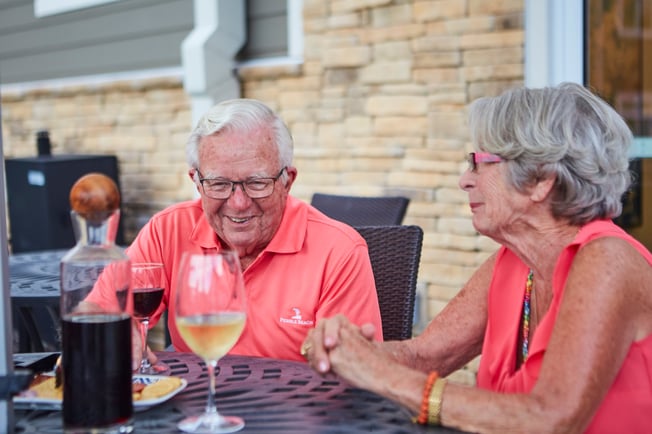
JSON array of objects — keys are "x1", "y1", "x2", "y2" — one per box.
[{"x1": 477, "y1": 220, "x2": 652, "y2": 433}]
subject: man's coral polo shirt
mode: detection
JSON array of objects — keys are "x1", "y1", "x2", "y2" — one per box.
[{"x1": 123, "y1": 195, "x2": 383, "y2": 361}]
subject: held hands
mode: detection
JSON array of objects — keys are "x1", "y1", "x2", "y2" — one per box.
[
  {"x1": 301, "y1": 314, "x2": 377, "y2": 375},
  {"x1": 301, "y1": 314, "x2": 397, "y2": 392}
]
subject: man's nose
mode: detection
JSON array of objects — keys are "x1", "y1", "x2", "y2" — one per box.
[{"x1": 228, "y1": 182, "x2": 252, "y2": 206}]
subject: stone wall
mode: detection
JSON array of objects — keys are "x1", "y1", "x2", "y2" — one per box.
[
  {"x1": 239, "y1": 0, "x2": 524, "y2": 328},
  {"x1": 2, "y1": 77, "x2": 193, "y2": 241},
  {"x1": 1, "y1": 0, "x2": 526, "y2": 383}
]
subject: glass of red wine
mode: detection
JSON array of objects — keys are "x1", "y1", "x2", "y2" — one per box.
[{"x1": 132, "y1": 262, "x2": 165, "y2": 374}]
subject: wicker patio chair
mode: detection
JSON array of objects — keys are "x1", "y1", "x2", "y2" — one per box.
[
  {"x1": 355, "y1": 225, "x2": 423, "y2": 341},
  {"x1": 311, "y1": 193, "x2": 410, "y2": 226}
]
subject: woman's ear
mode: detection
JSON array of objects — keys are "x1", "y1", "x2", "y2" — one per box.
[{"x1": 530, "y1": 175, "x2": 555, "y2": 203}]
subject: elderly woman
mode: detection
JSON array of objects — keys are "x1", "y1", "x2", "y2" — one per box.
[{"x1": 302, "y1": 82, "x2": 652, "y2": 433}]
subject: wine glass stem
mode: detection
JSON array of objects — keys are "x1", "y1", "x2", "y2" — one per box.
[
  {"x1": 139, "y1": 318, "x2": 151, "y2": 370},
  {"x1": 205, "y1": 359, "x2": 219, "y2": 416}
]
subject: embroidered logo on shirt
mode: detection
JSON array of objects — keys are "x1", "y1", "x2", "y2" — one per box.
[{"x1": 280, "y1": 307, "x2": 314, "y2": 326}]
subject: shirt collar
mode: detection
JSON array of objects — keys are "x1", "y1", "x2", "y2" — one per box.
[{"x1": 190, "y1": 196, "x2": 307, "y2": 254}]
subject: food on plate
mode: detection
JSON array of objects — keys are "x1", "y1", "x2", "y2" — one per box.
[
  {"x1": 26, "y1": 376, "x2": 61, "y2": 399},
  {"x1": 137, "y1": 377, "x2": 183, "y2": 401},
  {"x1": 21, "y1": 374, "x2": 183, "y2": 402}
]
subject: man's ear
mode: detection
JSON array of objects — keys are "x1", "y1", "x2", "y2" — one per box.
[
  {"x1": 283, "y1": 166, "x2": 298, "y2": 190},
  {"x1": 188, "y1": 169, "x2": 201, "y2": 193}
]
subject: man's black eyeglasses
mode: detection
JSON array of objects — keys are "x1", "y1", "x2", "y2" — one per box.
[{"x1": 197, "y1": 167, "x2": 287, "y2": 199}]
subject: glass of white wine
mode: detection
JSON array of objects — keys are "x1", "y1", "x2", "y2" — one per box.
[{"x1": 175, "y1": 251, "x2": 247, "y2": 433}]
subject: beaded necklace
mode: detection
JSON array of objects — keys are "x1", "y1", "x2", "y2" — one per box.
[{"x1": 521, "y1": 270, "x2": 534, "y2": 361}]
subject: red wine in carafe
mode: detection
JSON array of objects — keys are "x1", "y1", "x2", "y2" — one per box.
[{"x1": 62, "y1": 313, "x2": 132, "y2": 429}]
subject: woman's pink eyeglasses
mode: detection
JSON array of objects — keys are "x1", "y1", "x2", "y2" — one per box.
[{"x1": 467, "y1": 152, "x2": 503, "y2": 172}]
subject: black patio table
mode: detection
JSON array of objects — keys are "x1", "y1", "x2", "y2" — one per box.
[
  {"x1": 14, "y1": 351, "x2": 463, "y2": 433},
  {"x1": 9, "y1": 250, "x2": 465, "y2": 433},
  {"x1": 9, "y1": 249, "x2": 65, "y2": 353}
]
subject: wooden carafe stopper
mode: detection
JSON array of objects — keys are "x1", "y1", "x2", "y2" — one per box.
[{"x1": 69, "y1": 173, "x2": 120, "y2": 224}]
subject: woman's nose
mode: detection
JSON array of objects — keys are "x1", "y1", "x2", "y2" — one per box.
[{"x1": 459, "y1": 169, "x2": 474, "y2": 191}]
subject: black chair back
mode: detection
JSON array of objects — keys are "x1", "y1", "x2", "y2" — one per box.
[
  {"x1": 311, "y1": 193, "x2": 409, "y2": 226},
  {"x1": 355, "y1": 225, "x2": 423, "y2": 341}
]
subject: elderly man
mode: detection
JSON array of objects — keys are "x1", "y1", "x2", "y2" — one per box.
[{"x1": 125, "y1": 98, "x2": 383, "y2": 364}]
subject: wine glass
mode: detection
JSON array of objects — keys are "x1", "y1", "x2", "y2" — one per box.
[
  {"x1": 132, "y1": 262, "x2": 166, "y2": 374},
  {"x1": 175, "y1": 251, "x2": 247, "y2": 434}
]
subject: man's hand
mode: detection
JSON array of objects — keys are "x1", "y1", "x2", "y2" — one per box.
[
  {"x1": 132, "y1": 319, "x2": 158, "y2": 371},
  {"x1": 301, "y1": 314, "x2": 377, "y2": 374}
]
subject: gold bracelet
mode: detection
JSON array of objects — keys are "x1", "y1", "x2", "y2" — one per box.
[{"x1": 427, "y1": 377, "x2": 447, "y2": 425}]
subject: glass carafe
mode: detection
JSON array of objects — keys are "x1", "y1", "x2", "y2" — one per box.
[{"x1": 60, "y1": 174, "x2": 133, "y2": 433}]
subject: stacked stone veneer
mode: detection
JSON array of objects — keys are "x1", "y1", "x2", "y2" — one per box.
[
  {"x1": 1, "y1": 77, "x2": 193, "y2": 242},
  {"x1": 1, "y1": 0, "x2": 525, "y2": 383}
]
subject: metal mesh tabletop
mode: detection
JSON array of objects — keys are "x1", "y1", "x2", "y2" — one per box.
[
  {"x1": 9, "y1": 250, "x2": 65, "y2": 352},
  {"x1": 9, "y1": 249, "x2": 65, "y2": 302},
  {"x1": 15, "y1": 352, "x2": 461, "y2": 433}
]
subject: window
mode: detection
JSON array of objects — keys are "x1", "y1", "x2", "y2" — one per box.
[
  {"x1": 525, "y1": 0, "x2": 651, "y2": 246},
  {"x1": 586, "y1": 0, "x2": 652, "y2": 138},
  {"x1": 586, "y1": 0, "x2": 651, "y2": 241},
  {"x1": 35, "y1": 0, "x2": 120, "y2": 17},
  {"x1": 237, "y1": 0, "x2": 303, "y2": 64}
]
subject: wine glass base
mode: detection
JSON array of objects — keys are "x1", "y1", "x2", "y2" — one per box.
[{"x1": 177, "y1": 414, "x2": 244, "y2": 434}]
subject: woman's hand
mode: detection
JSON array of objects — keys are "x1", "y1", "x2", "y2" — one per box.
[
  {"x1": 327, "y1": 320, "x2": 396, "y2": 391},
  {"x1": 301, "y1": 314, "x2": 377, "y2": 374},
  {"x1": 305, "y1": 316, "x2": 426, "y2": 413}
]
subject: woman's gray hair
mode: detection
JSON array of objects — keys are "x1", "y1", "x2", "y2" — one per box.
[
  {"x1": 186, "y1": 98, "x2": 294, "y2": 181},
  {"x1": 468, "y1": 82, "x2": 633, "y2": 225}
]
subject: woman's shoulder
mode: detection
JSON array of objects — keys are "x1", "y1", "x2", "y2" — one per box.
[{"x1": 576, "y1": 220, "x2": 651, "y2": 263}]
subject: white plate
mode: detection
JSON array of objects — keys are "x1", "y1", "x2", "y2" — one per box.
[
  {"x1": 132, "y1": 375, "x2": 188, "y2": 411},
  {"x1": 14, "y1": 375, "x2": 187, "y2": 412}
]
